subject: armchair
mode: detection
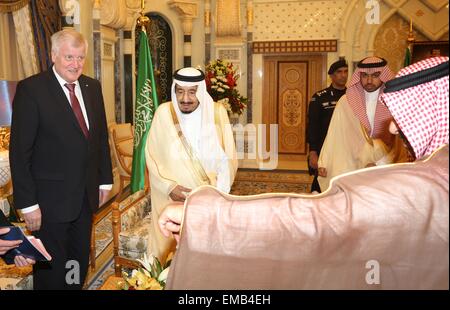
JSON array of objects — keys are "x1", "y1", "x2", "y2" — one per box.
[
  {"x1": 89, "y1": 123, "x2": 138, "y2": 271},
  {"x1": 109, "y1": 123, "x2": 134, "y2": 198},
  {"x1": 111, "y1": 189, "x2": 152, "y2": 276}
]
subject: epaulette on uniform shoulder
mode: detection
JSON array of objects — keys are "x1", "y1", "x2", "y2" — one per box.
[{"x1": 316, "y1": 89, "x2": 328, "y2": 97}]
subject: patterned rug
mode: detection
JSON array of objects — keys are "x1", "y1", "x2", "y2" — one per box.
[
  {"x1": 230, "y1": 168, "x2": 313, "y2": 195},
  {"x1": 86, "y1": 259, "x2": 115, "y2": 290},
  {"x1": 84, "y1": 211, "x2": 114, "y2": 289},
  {"x1": 94, "y1": 212, "x2": 113, "y2": 257}
]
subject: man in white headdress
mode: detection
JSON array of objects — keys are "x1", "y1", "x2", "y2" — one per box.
[
  {"x1": 145, "y1": 67, "x2": 238, "y2": 261},
  {"x1": 317, "y1": 56, "x2": 410, "y2": 191},
  {"x1": 158, "y1": 57, "x2": 449, "y2": 290}
]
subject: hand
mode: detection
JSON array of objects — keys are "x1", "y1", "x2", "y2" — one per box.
[
  {"x1": 169, "y1": 185, "x2": 192, "y2": 202},
  {"x1": 309, "y1": 151, "x2": 319, "y2": 170},
  {"x1": 99, "y1": 188, "x2": 111, "y2": 206},
  {"x1": 158, "y1": 202, "x2": 184, "y2": 243},
  {"x1": 14, "y1": 255, "x2": 35, "y2": 267},
  {"x1": 22, "y1": 208, "x2": 42, "y2": 232},
  {"x1": 0, "y1": 227, "x2": 22, "y2": 255},
  {"x1": 318, "y1": 167, "x2": 327, "y2": 177}
]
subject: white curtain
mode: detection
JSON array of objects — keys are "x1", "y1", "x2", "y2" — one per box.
[
  {"x1": 12, "y1": 4, "x2": 39, "y2": 78},
  {"x1": 0, "y1": 11, "x2": 23, "y2": 80}
]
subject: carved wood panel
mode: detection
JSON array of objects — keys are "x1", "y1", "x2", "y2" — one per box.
[
  {"x1": 262, "y1": 55, "x2": 326, "y2": 163},
  {"x1": 278, "y1": 61, "x2": 307, "y2": 154}
]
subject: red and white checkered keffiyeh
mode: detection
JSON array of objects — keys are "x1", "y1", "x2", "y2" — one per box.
[
  {"x1": 381, "y1": 57, "x2": 449, "y2": 159},
  {"x1": 347, "y1": 57, "x2": 395, "y2": 144}
]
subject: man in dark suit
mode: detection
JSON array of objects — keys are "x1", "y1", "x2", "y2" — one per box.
[{"x1": 9, "y1": 29, "x2": 113, "y2": 289}]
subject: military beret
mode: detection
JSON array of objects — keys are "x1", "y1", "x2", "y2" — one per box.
[{"x1": 328, "y1": 59, "x2": 348, "y2": 75}]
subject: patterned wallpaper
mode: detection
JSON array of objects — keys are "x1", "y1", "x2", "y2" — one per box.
[
  {"x1": 374, "y1": 13, "x2": 427, "y2": 74},
  {"x1": 253, "y1": 0, "x2": 348, "y2": 41}
]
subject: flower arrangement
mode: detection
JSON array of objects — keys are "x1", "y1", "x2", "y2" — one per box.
[
  {"x1": 205, "y1": 59, "x2": 248, "y2": 116},
  {"x1": 120, "y1": 253, "x2": 172, "y2": 290}
]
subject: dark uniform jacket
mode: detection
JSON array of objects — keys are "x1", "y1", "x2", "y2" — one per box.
[{"x1": 307, "y1": 85, "x2": 346, "y2": 154}]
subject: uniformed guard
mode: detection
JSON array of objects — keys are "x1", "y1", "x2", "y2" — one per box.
[{"x1": 307, "y1": 59, "x2": 348, "y2": 192}]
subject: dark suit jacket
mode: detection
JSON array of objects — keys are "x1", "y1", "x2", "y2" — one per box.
[{"x1": 9, "y1": 69, "x2": 113, "y2": 223}]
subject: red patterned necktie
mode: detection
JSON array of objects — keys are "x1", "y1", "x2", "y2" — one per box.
[{"x1": 64, "y1": 83, "x2": 89, "y2": 138}]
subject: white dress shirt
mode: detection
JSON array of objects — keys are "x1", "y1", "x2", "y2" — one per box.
[
  {"x1": 53, "y1": 66, "x2": 90, "y2": 129},
  {"x1": 364, "y1": 88, "x2": 381, "y2": 135}
]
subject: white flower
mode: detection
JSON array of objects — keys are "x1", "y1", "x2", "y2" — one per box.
[
  {"x1": 217, "y1": 88, "x2": 225, "y2": 93},
  {"x1": 158, "y1": 267, "x2": 170, "y2": 283},
  {"x1": 210, "y1": 78, "x2": 217, "y2": 83},
  {"x1": 142, "y1": 268, "x2": 152, "y2": 278},
  {"x1": 136, "y1": 253, "x2": 154, "y2": 273},
  {"x1": 211, "y1": 85, "x2": 218, "y2": 89},
  {"x1": 217, "y1": 98, "x2": 229, "y2": 104},
  {"x1": 223, "y1": 85, "x2": 230, "y2": 89},
  {"x1": 218, "y1": 98, "x2": 231, "y2": 111}
]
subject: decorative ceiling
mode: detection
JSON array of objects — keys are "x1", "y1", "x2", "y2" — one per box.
[{"x1": 384, "y1": 0, "x2": 449, "y2": 40}]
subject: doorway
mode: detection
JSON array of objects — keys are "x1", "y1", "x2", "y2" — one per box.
[{"x1": 262, "y1": 54, "x2": 326, "y2": 170}]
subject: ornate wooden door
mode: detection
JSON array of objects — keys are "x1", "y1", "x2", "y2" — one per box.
[{"x1": 262, "y1": 55, "x2": 326, "y2": 166}]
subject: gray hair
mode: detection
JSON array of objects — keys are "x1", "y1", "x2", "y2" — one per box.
[{"x1": 51, "y1": 29, "x2": 88, "y2": 55}]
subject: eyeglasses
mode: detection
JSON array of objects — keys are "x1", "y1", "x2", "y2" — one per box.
[{"x1": 63, "y1": 55, "x2": 85, "y2": 62}]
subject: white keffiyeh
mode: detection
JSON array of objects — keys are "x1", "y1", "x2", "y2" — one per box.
[{"x1": 171, "y1": 67, "x2": 231, "y2": 193}]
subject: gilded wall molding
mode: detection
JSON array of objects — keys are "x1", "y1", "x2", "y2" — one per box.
[
  {"x1": 253, "y1": 40, "x2": 338, "y2": 54},
  {"x1": 374, "y1": 13, "x2": 428, "y2": 73},
  {"x1": 342, "y1": 0, "x2": 449, "y2": 53},
  {"x1": 215, "y1": 0, "x2": 241, "y2": 38},
  {"x1": 100, "y1": 0, "x2": 127, "y2": 29},
  {"x1": 124, "y1": 0, "x2": 140, "y2": 29},
  {"x1": 168, "y1": 0, "x2": 197, "y2": 17},
  {"x1": 204, "y1": 0, "x2": 210, "y2": 29},
  {"x1": 0, "y1": 0, "x2": 29, "y2": 13},
  {"x1": 58, "y1": 0, "x2": 72, "y2": 15},
  {"x1": 125, "y1": 0, "x2": 140, "y2": 10},
  {"x1": 168, "y1": 0, "x2": 198, "y2": 35},
  {"x1": 247, "y1": 0, "x2": 253, "y2": 27}
]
